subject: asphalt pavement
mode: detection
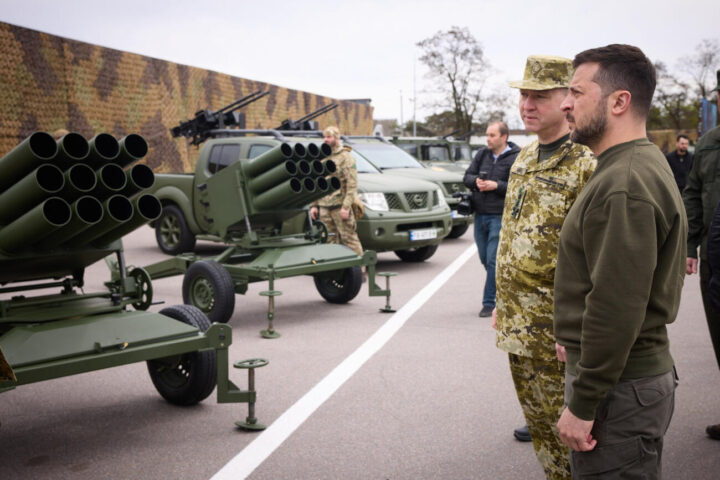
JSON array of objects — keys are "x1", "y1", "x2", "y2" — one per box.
[{"x1": 1, "y1": 226, "x2": 718, "y2": 479}]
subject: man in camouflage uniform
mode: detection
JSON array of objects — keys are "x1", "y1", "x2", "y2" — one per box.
[
  {"x1": 493, "y1": 55, "x2": 596, "y2": 479},
  {"x1": 310, "y1": 126, "x2": 363, "y2": 257}
]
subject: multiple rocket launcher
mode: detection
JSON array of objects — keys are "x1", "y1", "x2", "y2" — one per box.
[
  {"x1": 205, "y1": 140, "x2": 341, "y2": 237},
  {"x1": 0, "y1": 131, "x2": 161, "y2": 262}
]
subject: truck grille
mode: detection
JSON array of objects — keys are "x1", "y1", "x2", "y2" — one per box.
[
  {"x1": 404, "y1": 192, "x2": 429, "y2": 209},
  {"x1": 384, "y1": 193, "x2": 402, "y2": 210}
]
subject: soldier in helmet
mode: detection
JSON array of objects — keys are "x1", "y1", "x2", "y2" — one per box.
[
  {"x1": 310, "y1": 126, "x2": 363, "y2": 257},
  {"x1": 493, "y1": 55, "x2": 596, "y2": 479}
]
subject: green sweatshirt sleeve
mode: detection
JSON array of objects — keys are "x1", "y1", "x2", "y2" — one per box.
[{"x1": 569, "y1": 192, "x2": 660, "y2": 420}]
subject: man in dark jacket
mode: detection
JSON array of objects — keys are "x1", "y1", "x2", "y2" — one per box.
[
  {"x1": 683, "y1": 69, "x2": 720, "y2": 441},
  {"x1": 463, "y1": 121, "x2": 520, "y2": 317},
  {"x1": 666, "y1": 133, "x2": 694, "y2": 191}
]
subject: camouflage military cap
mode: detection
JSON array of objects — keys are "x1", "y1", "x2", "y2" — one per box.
[{"x1": 509, "y1": 55, "x2": 573, "y2": 90}]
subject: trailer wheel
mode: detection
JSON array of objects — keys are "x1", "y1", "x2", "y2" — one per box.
[
  {"x1": 314, "y1": 266, "x2": 362, "y2": 304},
  {"x1": 394, "y1": 244, "x2": 439, "y2": 262},
  {"x1": 147, "y1": 305, "x2": 217, "y2": 405},
  {"x1": 446, "y1": 223, "x2": 469, "y2": 239},
  {"x1": 156, "y1": 204, "x2": 196, "y2": 255},
  {"x1": 182, "y1": 260, "x2": 235, "y2": 324}
]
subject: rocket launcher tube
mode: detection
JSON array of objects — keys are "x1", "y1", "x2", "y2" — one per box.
[
  {"x1": 0, "y1": 164, "x2": 65, "y2": 225},
  {"x1": 115, "y1": 134, "x2": 148, "y2": 167},
  {"x1": 252, "y1": 178, "x2": 303, "y2": 210},
  {"x1": 293, "y1": 143, "x2": 307, "y2": 159},
  {"x1": 247, "y1": 161, "x2": 298, "y2": 194},
  {"x1": 93, "y1": 163, "x2": 128, "y2": 199},
  {"x1": 120, "y1": 164, "x2": 155, "y2": 197},
  {"x1": 318, "y1": 142, "x2": 332, "y2": 159},
  {"x1": 323, "y1": 159, "x2": 337, "y2": 175},
  {"x1": 37, "y1": 196, "x2": 104, "y2": 248},
  {"x1": 54, "y1": 132, "x2": 90, "y2": 169},
  {"x1": 72, "y1": 195, "x2": 134, "y2": 246},
  {"x1": 0, "y1": 197, "x2": 71, "y2": 253},
  {"x1": 0, "y1": 132, "x2": 57, "y2": 193},
  {"x1": 60, "y1": 163, "x2": 97, "y2": 202},
  {"x1": 243, "y1": 143, "x2": 294, "y2": 178},
  {"x1": 286, "y1": 178, "x2": 319, "y2": 207},
  {"x1": 311, "y1": 160, "x2": 325, "y2": 176},
  {"x1": 86, "y1": 133, "x2": 120, "y2": 166},
  {"x1": 306, "y1": 142, "x2": 321, "y2": 159},
  {"x1": 92, "y1": 194, "x2": 162, "y2": 247},
  {"x1": 296, "y1": 160, "x2": 312, "y2": 177}
]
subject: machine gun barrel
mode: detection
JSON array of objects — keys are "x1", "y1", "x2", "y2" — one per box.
[
  {"x1": 295, "y1": 103, "x2": 338, "y2": 124},
  {"x1": 442, "y1": 129, "x2": 463, "y2": 139}
]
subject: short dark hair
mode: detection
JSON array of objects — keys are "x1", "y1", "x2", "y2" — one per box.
[
  {"x1": 573, "y1": 44, "x2": 656, "y2": 118},
  {"x1": 677, "y1": 134, "x2": 689, "y2": 142}
]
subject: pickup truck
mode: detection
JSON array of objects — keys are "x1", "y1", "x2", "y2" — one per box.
[{"x1": 150, "y1": 130, "x2": 453, "y2": 262}]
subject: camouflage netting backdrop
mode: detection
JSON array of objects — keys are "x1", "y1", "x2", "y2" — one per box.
[{"x1": 0, "y1": 22, "x2": 374, "y2": 172}]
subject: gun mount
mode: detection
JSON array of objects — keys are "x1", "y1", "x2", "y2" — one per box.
[
  {"x1": 0, "y1": 132, "x2": 266, "y2": 430},
  {"x1": 171, "y1": 90, "x2": 270, "y2": 146},
  {"x1": 275, "y1": 103, "x2": 338, "y2": 131}
]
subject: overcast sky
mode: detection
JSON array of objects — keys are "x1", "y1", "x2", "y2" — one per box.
[{"x1": 1, "y1": 0, "x2": 718, "y2": 127}]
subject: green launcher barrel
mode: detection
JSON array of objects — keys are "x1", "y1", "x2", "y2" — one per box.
[{"x1": 0, "y1": 132, "x2": 161, "y2": 283}]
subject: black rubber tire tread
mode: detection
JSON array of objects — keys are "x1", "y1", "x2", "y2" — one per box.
[
  {"x1": 147, "y1": 304, "x2": 217, "y2": 406},
  {"x1": 393, "y1": 244, "x2": 439, "y2": 262},
  {"x1": 446, "y1": 223, "x2": 470, "y2": 239},
  {"x1": 182, "y1": 260, "x2": 235, "y2": 324},
  {"x1": 155, "y1": 204, "x2": 197, "y2": 255},
  {"x1": 314, "y1": 266, "x2": 363, "y2": 304}
]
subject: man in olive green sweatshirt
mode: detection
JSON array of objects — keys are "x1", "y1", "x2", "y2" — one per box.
[{"x1": 554, "y1": 44, "x2": 686, "y2": 478}]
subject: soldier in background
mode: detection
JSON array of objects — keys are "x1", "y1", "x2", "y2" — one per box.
[
  {"x1": 310, "y1": 126, "x2": 363, "y2": 257},
  {"x1": 683, "y1": 70, "x2": 720, "y2": 441},
  {"x1": 666, "y1": 133, "x2": 694, "y2": 191},
  {"x1": 493, "y1": 55, "x2": 596, "y2": 479}
]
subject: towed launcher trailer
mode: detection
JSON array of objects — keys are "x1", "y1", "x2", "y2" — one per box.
[
  {"x1": 144, "y1": 141, "x2": 396, "y2": 338},
  {"x1": 0, "y1": 132, "x2": 266, "y2": 430}
]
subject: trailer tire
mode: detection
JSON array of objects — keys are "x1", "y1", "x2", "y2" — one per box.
[
  {"x1": 314, "y1": 266, "x2": 362, "y2": 304},
  {"x1": 155, "y1": 204, "x2": 196, "y2": 255},
  {"x1": 394, "y1": 244, "x2": 439, "y2": 262},
  {"x1": 182, "y1": 261, "x2": 235, "y2": 324},
  {"x1": 147, "y1": 304, "x2": 217, "y2": 405}
]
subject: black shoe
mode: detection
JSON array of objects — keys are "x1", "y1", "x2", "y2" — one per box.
[
  {"x1": 514, "y1": 425, "x2": 531, "y2": 442},
  {"x1": 478, "y1": 306, "x2": 493, "y2": 317},
  {"x1": 707, "y1": 424, "x2": 720, "y2": 440}
]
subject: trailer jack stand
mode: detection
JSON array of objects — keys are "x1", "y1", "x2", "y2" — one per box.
[
  {"x1": 377, "y1": 272, "x2": 397, "y2": 313},
  {"x1": 233, "y1": 358, "x2": 269, "y2": 430}
]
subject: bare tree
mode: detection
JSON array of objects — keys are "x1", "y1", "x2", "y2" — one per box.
[
  {"x1": 683, "y1": 38, "x2": 720, "y2": 100},
  {"x1": 417, "y1": 27, "x2": 493, "y2": 132},
  {"x1": 652, "y1": 61, "x2": 697, "y2": 129}
]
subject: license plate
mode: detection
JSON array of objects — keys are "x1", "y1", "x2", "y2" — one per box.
[{"x1": 410, "y1": 229, "x2": 437, "y2": 241}]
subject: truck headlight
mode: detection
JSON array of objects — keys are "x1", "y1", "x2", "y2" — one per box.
[
  {"x1": 436, "y1": 189, "x2": 448, "y2": 208},
  {"x1": 358, "y1": 192, "x2": 389, "y2": 211}
]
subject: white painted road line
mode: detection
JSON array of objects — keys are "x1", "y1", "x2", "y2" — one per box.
[{"x1": 210, "y1": 244, "x2": 478, "y2": 480}]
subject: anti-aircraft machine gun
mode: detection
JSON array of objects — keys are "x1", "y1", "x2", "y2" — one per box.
[
  {"x1": 0, "y1": 132, "x2": 266, "y2": 430},
  {"x1": 275, "y1": 103, "x2": 338, "y2": 131},
  {"x1": 145, "y1": 103, "x2": 395, "y2": 338},
  {"x1": 171, "y1": 90, "x2": 270, "y2": 145}
]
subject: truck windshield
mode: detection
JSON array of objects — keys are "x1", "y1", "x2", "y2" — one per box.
[
  {"x1": 350, "y1": 150, "x2": 382, "y2": 173},
  {"x1": 352, "y1": 144, "x2": 423, "y2": 170},
  {"x1": 454, "y1": 145, "x2": 472, "y2": 161},
  {"x1": 426, "y1": 145, "x2": 450, "y2": 162}
]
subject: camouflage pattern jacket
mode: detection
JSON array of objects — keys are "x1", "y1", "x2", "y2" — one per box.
[
  {"x1": 495, "y1": 138, "x2": 596, "y2": 361},
  {"x1": 313, "y1": 144, "x2": 358, "y2": 210}
]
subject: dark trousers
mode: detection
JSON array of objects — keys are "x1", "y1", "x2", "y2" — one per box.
[
  {"x1": 564, "y1": 369, "x2": 677, "y2": 479},
  {"x1": 700, "y1": 259, "x2": 720, "y2": 369}
]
